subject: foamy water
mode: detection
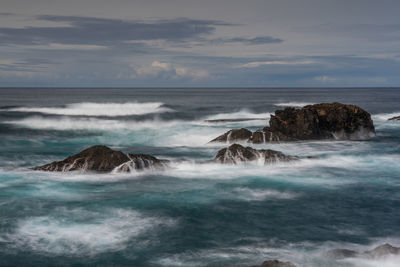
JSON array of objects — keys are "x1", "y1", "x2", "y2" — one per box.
[{"x1": 0, "y1": 88, "x2": 400, "y2": 266}]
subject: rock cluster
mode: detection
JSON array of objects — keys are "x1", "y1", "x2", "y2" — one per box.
[
  {"x1": 388, "y1": 115, "x2": 400, "y2": 121},
  {"x1": 33, "y1": 145, "x2": 167, "y2": 173},
  {"x1": 214, "y1": 144, "x2": 298, "y2": 164},
  {"x1": 211, "y1": 102, "x2": 375, "y2": 143}
]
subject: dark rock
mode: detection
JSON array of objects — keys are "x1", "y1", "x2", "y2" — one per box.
[
  {"x1": 33, "y1": 145, "x2": 167, "y2": 173},
  {"x1": 268, "y1": 102, "x2": 375, "y2": 141},
  {"x1": 388, "y1": 116, "x2": 400, "y2": 121},
  {"x1": 247, "y1": 259, "x2": 297, "y2": 267},
  {"x1": 33, "y1": 145, "x2": 129, "y2": 172},
  {"x1": 326, "y1": 249, "x2": 359, "y2": 259},
  {"x1": 214, "y1": 144, "x2": 298, "y2": 164},
  {"x1": 210, "y1": 103, "x2": 375, "y2": 143},
  {"x1": 210, "y1": 128, "x2": 252, "y2": 143},
  {"x1": 113, "y1": 153, "x2": 168, "y2": 172}
]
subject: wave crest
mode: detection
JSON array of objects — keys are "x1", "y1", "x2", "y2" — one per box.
[{"x1": 7, "y1": 102, "x2": 173, "y2": 116}]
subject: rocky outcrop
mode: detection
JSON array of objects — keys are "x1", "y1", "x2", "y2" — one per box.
[
  {"x1": 210, "y1": 128, "x2": 252, "y2": 143},
  {"x1": 33, "y1": 145, "x2": 167, "y2": 173},
  {"x1": 210, "y1": 103, "x2": 375, "y2": 143},
  {"x1": 214, "y1": 144, "x2": 298, "y2": 164},
  {"x1": 388, "y1": 115, "x2": 400, "y2": 121},
  {"x1": 268, "y1": 102, "x2": 375, "y2": 140},
  {"x1": 326, "y1": 243, "x2": 400, "y2": 260},
  {"x1": 247, "y1": 259, "x2": 297, "y2": 267}
]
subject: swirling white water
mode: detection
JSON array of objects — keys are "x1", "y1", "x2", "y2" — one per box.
[{"x1": 0, "y1": 87, "x2": 399, "y2": 267}]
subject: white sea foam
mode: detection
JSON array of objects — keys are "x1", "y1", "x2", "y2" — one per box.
[
  {"x1": 5, "y1": 208, "x2": 175, "y2": 255},
  {"x1": 203, "y1": 109, "x2": 271, "y2": 123},
  {"x1": 7, "y1": 102, "x2": 173, "y2": 116},
  {"x1": 234, "y1": 188, "x2": 299, "y2": 201},
  {"x1": 274, "y1": 102, "x2": 314, "y2": 107},
  {"x1": 372, "y1": 112, "x2": 400, "y2": 121}
]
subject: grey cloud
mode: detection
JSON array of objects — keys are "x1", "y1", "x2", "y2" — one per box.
[
  {"x1": 218, "y1": 36, "x2": 284, "y2": 45},
  {"x1": 0, "y1": 15, "x2": 232, "y2": 46}
]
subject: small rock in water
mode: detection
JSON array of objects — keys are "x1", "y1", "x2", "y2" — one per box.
[
  {"x1": 33, "y1": 145, "x2": 167, "y2": 173},
  {"x1": 388, "y1": 115, "x2": 400, "y2": 121},
  {"x1": 246, "y1": 259, "x2": 297, "y2": 267},
  {"x1": 210, "y1": 128, "x2": 252, "y2": 143},
  {"x1": 214, "y1": 144, "x2": 298, "y2": 164}
]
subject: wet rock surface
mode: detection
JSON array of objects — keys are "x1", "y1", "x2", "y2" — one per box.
[
  {"x1": 214, "y1": 144, "x2": 298, "y2": 164},
  {"x1": 33, "y1": 145, "x2": 167, "y2": 172},
  {"x1": 210, "y1": 128, "x2": 253, "y2": 143},
  {"x1": 388, "y1": 115, "x2": 400, "y2": 121},
  {"x1": 210, "y1": 102, "x2": 375, "y2": 143}
]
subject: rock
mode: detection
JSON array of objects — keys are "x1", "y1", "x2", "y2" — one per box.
[
  {"x1": 268, "y1": 102, "x2": 375, "y2": 141},
  {"x1": 247, "y1": 259, "x2": 297, "y2": 267},
  {"x1": 33, "y1": 145, "x2": 167, "y2": 173},
  {"x1": 112, "y1": 154, "x2": 168, "y2": 172},
  {"x1": 325, "y1": 249, "x2": 359, "y2": 259},
  {"x1": 210, "y1": 128, "x2": 252, "y2": 143},
  {"x1": 326, "y1": 243, "x2": 400, "y2": 260},
  {"x1": 205, "y1": 118, "x2": 266, "y2": 123},
  {"x1": 388, "y1": 116, "x2": 400, "y2": 121},
  {"x1": 364, "y1": 243, "x2": 400, "y2": 258},
  {"x1": 214, "y1": 144, "x2": 298, "y2": 164},
  {"x1": 210, "y1": 103, "x2": 375, "y2": 143}
]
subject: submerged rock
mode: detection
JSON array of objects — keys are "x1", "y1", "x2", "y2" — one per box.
[
  {"x1": 214, "y1": 144, "x2": 298, "y2": 164},
  {"x1": 247, "y1": 259, "x2": 297, "y2": 267},
  {"x1": 388, "y1": 115, "x2": 400, "y2": 121},
  {"x1": 326, "y1": 243, "x2": 400, "y2": 260},
  {"x1": 210, "y1": 102, "x2": 375, "y2": 143},
  {"x1": 33, "y1": 145, "x2": 167, "y2": 173},
  {"x1": 210, "y1": 128, "x2": 252, "y2": 143}
]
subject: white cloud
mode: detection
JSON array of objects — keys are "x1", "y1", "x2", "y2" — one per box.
[
  {"x1": 236, "y1": 60, "x2": 315, "y2": 68},
  {"x1": 131, "y1": 61, "x2": 209, "y2": 80}
]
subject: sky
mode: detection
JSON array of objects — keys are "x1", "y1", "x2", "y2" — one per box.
[{"x1": 0, "y1": 0, "x2": 400, "y2": 87}]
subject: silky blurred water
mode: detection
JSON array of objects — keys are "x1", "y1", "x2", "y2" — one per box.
[{"x1": 0, "y1": 88, "x2": 400, "y2": 267}]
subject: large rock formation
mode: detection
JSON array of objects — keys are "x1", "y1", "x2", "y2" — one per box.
[
  {"x1": 267, "y1": 102, "x2": 375, "y2": 140},
  {"x1": 210, "y1": 103, "x2": 375, "y2": 143},
  {"x1": 246, "y1": 259, "x2": 297, "y2": 267},
  {"x1": 33, "y1": 145, "x2": 167, "y2": 173},
  {"x1": 214, "y1": 144, "x2": 298, "y2": 164}
]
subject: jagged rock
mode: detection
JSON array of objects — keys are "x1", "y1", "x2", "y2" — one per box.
[
  {"x1": 210, "y1": 128, "x2": 252, "y2": 143},
  {"x1": 388, "y1": 116, "x2": 400, "y2": 121},
  {"x1": 113, "y1": 154, "x2": 168, "y2": 172},
  {"x1": 268, "y1": 102, "x2": 375, "y2": 140},
  {"x1": 210, "y1": 102, "x2": 375, "y2": 143},
  {"x1": 33, "y1": 145, "x2": 167, "y2": 173},
  {"x1": 247, "y1": 259, "x2": 297, "y2": 267},
  {"x1": 214, "y1": 144, "x2": 298, "y2": 164}
]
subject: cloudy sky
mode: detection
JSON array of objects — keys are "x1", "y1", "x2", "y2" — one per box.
[{"x1": 1, "y1": 0, "x2": 400, "y2": 87}]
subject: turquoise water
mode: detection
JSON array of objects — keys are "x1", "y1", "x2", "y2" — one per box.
[{"x1": 0, "y1": 88, "x2": 400, "y2": 266}]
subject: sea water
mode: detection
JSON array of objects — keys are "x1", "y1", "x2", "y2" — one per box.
[{"x1": 0, "y1": 88, "x2": 399, "y2": 266}]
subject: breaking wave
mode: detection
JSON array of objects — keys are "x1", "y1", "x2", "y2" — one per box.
[{"x1": 6, "y1": 102, "x2": 173, "y2": 116}]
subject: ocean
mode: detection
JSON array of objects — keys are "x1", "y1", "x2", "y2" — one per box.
[{"x1": 0, "y1": 87, "x2": 399, "y2": 267}]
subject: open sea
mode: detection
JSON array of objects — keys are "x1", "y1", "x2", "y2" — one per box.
[{"x1": 0, "y1": 87, "x2": 400, "y2": 267}]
